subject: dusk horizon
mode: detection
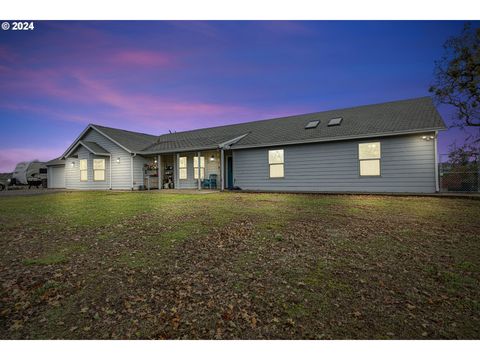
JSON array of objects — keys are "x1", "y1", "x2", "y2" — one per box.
[{"x1": 1, "y1": 20, "x2": 478, "y2": 172}]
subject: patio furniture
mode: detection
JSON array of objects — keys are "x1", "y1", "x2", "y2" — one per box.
[{"x1": 202, "y1": 174, "x2": 218, "y2": 189}]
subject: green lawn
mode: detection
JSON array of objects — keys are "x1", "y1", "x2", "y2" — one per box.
[{"x1": 0, "y1": 191, "x2": 479, "y2": 339}]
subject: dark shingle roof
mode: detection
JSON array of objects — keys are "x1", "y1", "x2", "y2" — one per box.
[
  {"x1": 46, "y1": 157, "x2": 66, "y2": 166},
  {"x1": 92, "y1": 124, "x2": 158, "y2": 152},
  {"x1": 86, "y1": 97, "x2": 445, "y2": 154},
  {"x1": 81, "y1": 141, "x2": 109, "y2": 155},
  {"x1": 142, "y1": 97, "x2": 445, "y2": 152}
]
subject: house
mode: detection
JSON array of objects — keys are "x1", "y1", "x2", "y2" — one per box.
[{"x1": 47, "y1": 97, "x2": 446, "y2": 193}]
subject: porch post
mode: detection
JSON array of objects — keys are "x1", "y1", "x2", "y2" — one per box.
[
  {"x1": 197, "y1": 151, "x2": 201, "y2": 190},
  {"x1": 109, "y1": 155, "x2": 112, "y2": 190},
  {"x1": 220, "y1": 148, "x2": 225, "y2": 191},
  {"x1": 434, "y1": 131, "x2": 439, "y2": 193},
  {"x1": 175, "y1": 153, "x2": 179, "y2": 189},
  {"x1": 157, "y1": 155, "x2": 162, "y2": 189}
]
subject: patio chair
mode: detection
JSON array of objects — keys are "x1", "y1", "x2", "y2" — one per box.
[{"x1": 201, "y1": 174, "x2": 218, "y2": 189}]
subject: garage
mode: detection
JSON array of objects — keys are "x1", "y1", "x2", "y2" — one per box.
[{"x1": 46, "y1": 158, "x2": 66, "y2": 188}]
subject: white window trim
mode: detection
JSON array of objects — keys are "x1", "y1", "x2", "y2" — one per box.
[
  {"x1": 194, "y1": 156, "x2": 205, "y2": 180},
  {"x1": 93, "y1": 158, "x2": 106, "y2": 182},
  {"x1": 358, "y1": 142, "x2": 381, "y2": 177},
  {"x1": 179, "y1": 156, "x2": 187, "y2": 180},
  {"x1": 79, "y1": 159, "x2": 88, "y2": 182},
  {"x1": 268, "y1": 149, "x2": 284, "y2": 179}
]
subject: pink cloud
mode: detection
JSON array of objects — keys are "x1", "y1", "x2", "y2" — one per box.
[
  {"x1": 0, "y1": 147, "x2": 63, "y2": 173},
  {"x1": 112, "y1": 50, "x2": 172, "y2": 67},
  {"x1": 71, "y1": 72, "x2": 251, "y2": 123}
]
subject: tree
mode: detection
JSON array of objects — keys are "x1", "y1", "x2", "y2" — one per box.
[
  {"x1": 429, "y1": 23, "x2": 480, "y2": 133},
  {"x1": 447, "y1": 142, "x2": 479, "y2": 166}
]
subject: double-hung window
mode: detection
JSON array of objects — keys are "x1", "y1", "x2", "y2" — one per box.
[
  {"x1": 93, "y1": 159, "x2": 105, "y2": 181},
  {"x1": 193, "y1": 156, "x2": 205, "y2": 180},
  {"x1": 268, "y1": 149, "x2": 284, "y2": 178},
  {"x1": 79, "y1": 159, "x2": 88, "y2": 181},
  {"x1": 179, "y1": 156, "x2": 187, "y2": 180},
  {"x1": 358, "y1": 142, "x2": 381, "y2": 176}
]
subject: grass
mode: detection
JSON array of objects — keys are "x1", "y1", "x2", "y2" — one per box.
[{"x1": 0, "y1": 191, "x2": 479, "y2": 339}]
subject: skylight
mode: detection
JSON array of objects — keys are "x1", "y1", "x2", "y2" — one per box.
[
  {"x1": 305, "y1": 120, "x2": 320, "y2": 129},
  {"x1": 328, "y1": 117, "x2": 343, "y2": 126}
]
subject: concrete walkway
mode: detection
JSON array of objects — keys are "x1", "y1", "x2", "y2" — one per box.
[
  {"x1": 0, "y1": 188, "x2": 65, "y2": 197},
  {"x1": 156, "y1": 189, "x2": 220, "y2": 194}
]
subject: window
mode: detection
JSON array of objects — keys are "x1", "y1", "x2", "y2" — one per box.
[
  {"x1": 328, "y1": 117, "x2": 343, "y2": 126},
  {"x1": 39, "y1": 168, "x2": 47, "y2": 174},
  {"x1": 179, "y1": 156, "x2": 187, "y2": 180},
  {"x1": 193, "y1": 156, "x2": 205, "y2": 180},
  {"x1": 305, "y1": 120, "x2": 320, "y2": 129},
  {"x1": 93, "y1": 159, "x2": 105, "y2": 181},
  {"x1": 268, "y1": 149, "x2": 284, "y2": 178},
  {"x1": 359, "y1": 142, "x2": 381, "y2": 176},
  {"x1": 79, "y1": 159, "x2": 88, "y2": 181}
]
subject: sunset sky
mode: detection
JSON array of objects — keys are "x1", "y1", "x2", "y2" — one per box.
[{"x1": 0, "y1": 21, "x2": 477, "y2": 172}]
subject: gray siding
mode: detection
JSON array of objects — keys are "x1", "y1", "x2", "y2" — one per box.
[
  {"x1": 133, "y1": 155, "x2": 150, "y2": 189},
  {"x1": 232, "y1": 133, "x2": 436, "y2": 193},
  {"x1": 65, "y1": 128, "x2": 132, "y2": 190}
]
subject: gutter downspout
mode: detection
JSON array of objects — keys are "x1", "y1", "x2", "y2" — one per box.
[
  {"x1": 220, "y1": 148, "x2": 225, "y2": 191},
  {"x1": 131, "y1": 153, "x2": 137, "y2": 191},
  {"x1": 175, "y1": 153, "x2": 180, "y2": 189},
  {"x1": 434, "y1": 131, "x2": 439, "y2": 193},
  {"x1": 109, "y1": 155, "x2": 112, "y2": 190},
  {"x1": 197, "y1": 151, "x2": 201, "y2": 190}
]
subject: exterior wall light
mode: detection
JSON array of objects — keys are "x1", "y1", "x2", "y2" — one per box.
[
  {"x1": 422, "y1": 135, "x2": 435, "y2": 141},
  {"x1": 210, "y1": 154, "x2": 215, "y2": 161},
  {"x1": 71, "y1": 161, "x2": 75, "y2": 167},
  {"x1": 116, "y1": 157, "x2": 121, "y2": 163}
]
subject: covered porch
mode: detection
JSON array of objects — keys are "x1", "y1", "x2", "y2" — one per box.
[{"x1": 145, "y1": 149, "x2": 233, "y2": 191}]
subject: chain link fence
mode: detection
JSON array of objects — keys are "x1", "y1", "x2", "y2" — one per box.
[{"x1": 439, "y1": 154, "x2": 480, "y2": 192}]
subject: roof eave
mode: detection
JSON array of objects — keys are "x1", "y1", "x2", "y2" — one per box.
[
  {"x1": 230, "y1": 128, "x2": 446, "y2": 150},
  {"x1": 139, "y1": 145, "x2": 220, "y2": 155}
]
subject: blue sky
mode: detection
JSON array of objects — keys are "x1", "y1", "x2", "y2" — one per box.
[{"x1": 0, "y1": 21, "x2": 476, "y2": 171}]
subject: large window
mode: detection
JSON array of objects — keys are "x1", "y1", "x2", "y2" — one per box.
[
  {"x1": 359, "y1": 142, "x2": 381, "y2": 176},
  {"x1": 79, "y1": 159, "x2": 88, "y2": 181},
  {"x1": 268, "y1": 149, "x2": 284, "y2": 178},
  {"x1": 179, "y1": 156, "x2": 187, "y2": 180},
  {"x1": 193, "y1": 156, "x2": 205, "y2": 180},
  {"x1": 93, "y1": 159, "x2": 105, "y2": 181}
]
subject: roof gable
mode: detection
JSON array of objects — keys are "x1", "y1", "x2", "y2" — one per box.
[
  {"x1": 91, "y1": 124, "x2": 157, "y2": 153},
  {"x1": 62, "y1": 124, "x2": 158, "y2": 158}
]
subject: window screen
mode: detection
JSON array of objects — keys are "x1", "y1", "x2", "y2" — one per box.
[
  {"x1": 193, "y1": 156, "x2": 205, "y2": 180},
  {"x1": 268, "y1": 149, "x2": 284, "y2": 178},
  {"x1": 179, "y1": 156, "x2": 187, "y2": 180},
  {"x1": 358, "y1": 142, "x2": 381, "y2": 176},
  {"x1": 93, "y1": 159, "x2": 105, "y2": 181},
  {"x1": 79, "y1": 159, "x2": 88, "y2": 181}
]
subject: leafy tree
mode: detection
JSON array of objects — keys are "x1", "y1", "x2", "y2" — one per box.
[
  {"x1": 447, "y1": 142, "x2": 479, "y2": 166},
  {"x1": 429, "y1": 23, "x2": 480, "y2": 132}
]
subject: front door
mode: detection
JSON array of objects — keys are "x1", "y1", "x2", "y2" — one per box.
[{"x1": 227, "y1": 156, "x2": 233, "y2": 189}]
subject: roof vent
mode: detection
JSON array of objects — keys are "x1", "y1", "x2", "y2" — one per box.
[
  {"x1": 327, "y1": 117, "x2": 343, "y2": 126},
  {"x1": 305, "y1": 120, "x2": 320, "y2": 129}
]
